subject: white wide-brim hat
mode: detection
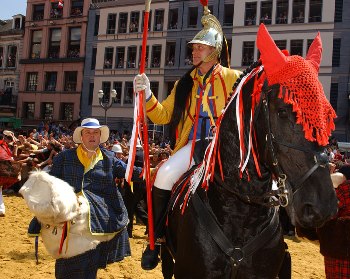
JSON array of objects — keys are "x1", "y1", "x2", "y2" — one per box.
[
  {"x1": 112, "y1": 144, "x2": 123, "y2": 153},
  {"x1": 73, "y1": 118, "x2": 109, "y2": 144}
]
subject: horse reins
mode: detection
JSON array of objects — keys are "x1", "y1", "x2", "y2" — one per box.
[
  {"x1": 261, "y1": 83, "x2": 329, "y2": 205},
  {"x1": 191, "y1": 192, "x2": 279, "y2": 278}
]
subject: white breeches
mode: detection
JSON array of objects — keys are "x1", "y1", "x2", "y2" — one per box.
[
  {"x1": 154, "y1": 141, "x2": 195, "y2": 191},
  {"x1": 0, "y1": 186, "x2": 5, "y2": 214}
]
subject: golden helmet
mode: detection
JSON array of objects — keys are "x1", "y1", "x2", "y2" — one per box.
[{"x1": 188, "y1": 6, "x2": 223, "y2": 62}]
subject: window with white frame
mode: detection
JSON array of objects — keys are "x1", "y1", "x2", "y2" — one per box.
[
  {"x1": 292, "y1": 0, "x2": 305, "y2": 23},
  {"x1": 309, "y1": 0, "x2": 322, "y2": 22},
  {"x1": 165, "y1": 42, "x2": 175, "y2": 67},
  {"x1": 33, "y1": 4, "x2": 44, "y2": 21},
  {"x1": 260, "y1": 1, "x2": 272, "y2": 25},
  {"x1": 127, "y1": 46, "x2": 137, "y2": 68},
  {"x1": 64, "y1": 71, "x2": 77, "y2": 91},
  {"x1": 104, "y1": 47, "x2": 114, "y2": 69},
  {"x1": 24, "y1": 102, "x2": 35, "y2": 119},
  {"x1": 48, "y1": 28, "x2": 61, "y2": 59},
  {"x1": 168, "y1": 9, "x2": 178, "y2": 29},
  {"x1": 245, "y1": 2, "x2": 257, "y2": 26},
  {"x1": 242, "y1": 41, "x2": 255, "y2": 66},
  {"x1": 151, "y1": 45, "x2": 161, "y2": 68},
  {"x1": 68, "y1": 27, "x2": 81, "y2": 58},
  {"x1": 113, "y1": 82, "x2": 122, "y2": 104},
  {"x1": 118, "y1": 13, "x2": 128, "y2": 33},
  {"x1": 41, "y1": 103, "x2": 54, "y2": 120},
  {"x1": 290, "y1": 40, "x2": 303, "y2": 56},
  {"x1": 275, "y1": 40, "x2": 287, "y2": 51},
  {"x1": 124, "y1": 82, "x2": 133, "y2": 104},
  {"x1": 115, "y1": 47, "x2": 125, "y2": 68},
  {"x1": 31, "y1": 30, "x2": 42, "y2": 59},
  {"x1": 6, "y1": 45, "x2": 17, "y2": 67},
  {"x1": 276, "y1": 0, "x2": 289, "y2": 24},
  {"x1": 26, "y1": 72, "x2": 38, "y2": 91},
  {"x1": 45, "y1": 72, "x2": 57, "y2": 92},
  {"x1": 130, "y1": 11, "x2": 140, "y2": 32},
  {"x1": 101, "y1": 81, "x2": 111, "y2": 103},
  {"x1": 154, "y1": 9, "x2": 164, "y2": 31},
  {"x1": 107, "y1": 14, "x2": 116, "y2": 34},
  {"x1": 61, "y1": 103, "x2": 74, "y2": 121},
  {"x1": 70, "y1": 0, "x2": 83, "y2": 17}
]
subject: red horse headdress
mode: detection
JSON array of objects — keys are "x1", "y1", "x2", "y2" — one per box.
[{"x1": 257, "y1": 24, "x2": 336, "y2": 146}]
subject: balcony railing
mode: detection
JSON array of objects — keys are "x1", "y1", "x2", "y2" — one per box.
[{"x1": 0, "y1": 95, "x2": 18, "y2": 107}]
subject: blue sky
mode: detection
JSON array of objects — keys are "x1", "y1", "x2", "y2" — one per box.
[{"x1": 0, "y1": 0, "x2": 27, "y2": 20}]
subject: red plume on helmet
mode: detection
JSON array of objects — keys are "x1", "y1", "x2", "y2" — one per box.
[
  {"x1": 306, "y1": 32, "x2": 322, "y2": 72},
  {"x1": 200, "y1": 0, "x2": 208, "y2": 6}
]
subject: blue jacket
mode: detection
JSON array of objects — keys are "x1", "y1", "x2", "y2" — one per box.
[{"x1": 49, "y1": 147, "x2": 142, "y2": 234}]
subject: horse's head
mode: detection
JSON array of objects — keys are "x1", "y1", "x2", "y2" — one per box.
[
  {"x1": 254, "y1": 24, "x2": 338, "y2": 228},
  {"x1": 19, "y1": 170, "x2": 80, "y2": 225}
]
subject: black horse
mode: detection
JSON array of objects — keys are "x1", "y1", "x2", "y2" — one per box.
[{"x1": 160, "y1": 24, "x2": 338, "y2": 279}]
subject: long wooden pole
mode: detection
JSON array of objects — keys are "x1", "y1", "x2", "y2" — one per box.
[{"x1": 139, "y1": 0, "x2": 155, "y2": 250}]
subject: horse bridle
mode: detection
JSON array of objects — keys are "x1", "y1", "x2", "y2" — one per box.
[{"x1": 261, "y1": 83, "x2": 329, "y2": 207}]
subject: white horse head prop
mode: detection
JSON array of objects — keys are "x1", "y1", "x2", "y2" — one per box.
[
  {"x1": 20, "y1": 170, "x2": 79, "y2": 224},
  {"x1": 20, "y1": 170, "x2": 113, "y2": 259}
]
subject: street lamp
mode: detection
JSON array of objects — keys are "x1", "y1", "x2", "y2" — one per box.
[{"x1": 98, "y1": 89, "x2": 117, "y2": 125}]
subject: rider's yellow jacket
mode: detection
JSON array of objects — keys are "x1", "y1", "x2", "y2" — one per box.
[{"x1": 146, "y1": 65, "x2": 242, "y2": 154}]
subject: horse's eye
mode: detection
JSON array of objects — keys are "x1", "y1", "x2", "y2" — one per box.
[{"x1": 278, "y1": 108, "x2": 288, "y2": 118}]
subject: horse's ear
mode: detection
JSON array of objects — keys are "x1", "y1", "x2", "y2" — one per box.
[
  {"x1": 256, "y1": 24, "x2": 287, "y2": 79},
  {"x1": 306, "y1": 32, "x2": 322, "y2": 72}
]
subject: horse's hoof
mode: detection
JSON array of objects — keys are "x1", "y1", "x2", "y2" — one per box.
[
  {"x1": 0, "y1": 213, "x2": 5, "y2": 217},
  {"x1": 141, "y1": 245, "x2": 160, "y2": 270}
]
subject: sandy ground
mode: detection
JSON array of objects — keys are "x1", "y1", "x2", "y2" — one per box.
[{"x1": 0, "y1": 193, "x2": 326, "y2": 279}]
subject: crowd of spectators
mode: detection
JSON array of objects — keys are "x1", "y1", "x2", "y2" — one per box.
[
  {"x1": 327, "y1": 137, "x2": 350, "y2": 172},
  {"x1": 0, "y1": 122, "x2": 171, "y2": 192},
  {"x1": 0, "y1": 121, "x2": 173, "y2": 238}
]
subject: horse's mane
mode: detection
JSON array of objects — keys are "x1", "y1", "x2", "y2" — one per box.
[
  {"x1": 230, "y1": 60, "x2": 262, "y2": 99},
  {"x1": 217, "y1": 60, "x2": 266, "y2": 182}
]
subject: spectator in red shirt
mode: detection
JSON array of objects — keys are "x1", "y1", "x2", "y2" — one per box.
[
  {"x1": 0, "y1": 133, "x2": 16, "y2": 216},
  {"x1": 318, "y1": 164, "x2": 350, "y2": 278},
  {"x1": 333, "y1": 149, "x2": 343, "y2": 162}
]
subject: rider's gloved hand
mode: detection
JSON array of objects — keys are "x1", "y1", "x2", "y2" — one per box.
[{"x1": 134, "y1": 73, "x2": 152, "y2": 99}]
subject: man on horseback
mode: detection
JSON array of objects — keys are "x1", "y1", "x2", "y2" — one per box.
[{"x1": 134, "y1": 7, "x2": 241, "y2": 270}]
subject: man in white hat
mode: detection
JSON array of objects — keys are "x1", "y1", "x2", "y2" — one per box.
[
  {"x1": 134, "y1": 6, "x2": 242, "y2": 270},
  {"x1": 32, "y1": 118, "x2": 143, "y2": 278},
  {"x1": 112, "y1": 144, "x2": 125, "y2": 161}
]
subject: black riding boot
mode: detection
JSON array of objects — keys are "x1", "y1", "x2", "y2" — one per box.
[{"x1": 141, "y1": 187, "x2": 171, "y2": 270}]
